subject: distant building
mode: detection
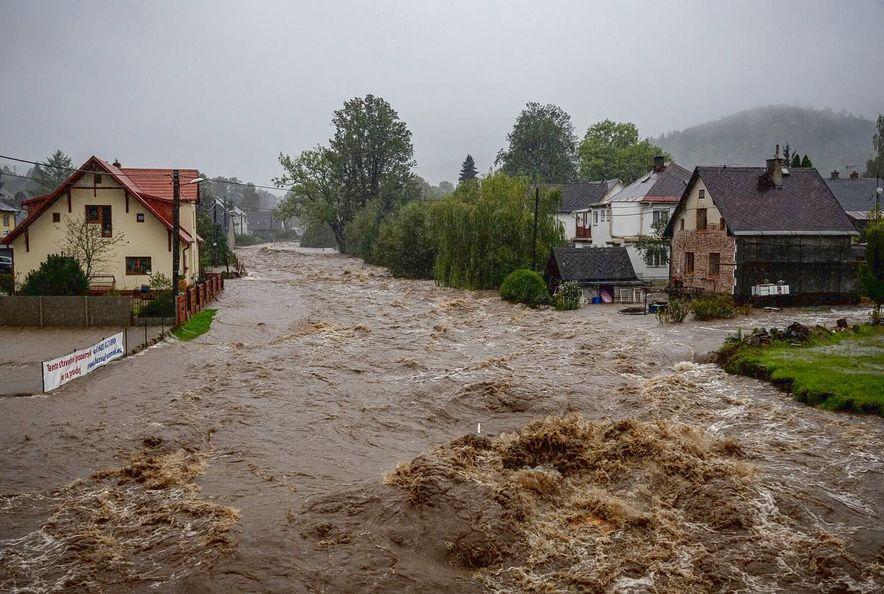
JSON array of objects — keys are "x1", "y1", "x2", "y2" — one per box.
[
  {"x1": 589, "y1": 158, "x2": 692, "y2": 282},
  {"x1": 551, "y1": 180, "x2": 622, "y2": 243},
  {"x1": 2, "y1": 156, "x2": 202, "y2": 292},
  {"x1": 664, "y1": 147, "x2": 861, "y2": 303},
  {"x1": 825, "y1": 170, "x2": 882, "y2": 233},
  {"x1": 0, "y1": 192, "x2": 18, "y2": 239},
  {"x1": 546, "y1": 246, "x2": 644, "y2": 303}
]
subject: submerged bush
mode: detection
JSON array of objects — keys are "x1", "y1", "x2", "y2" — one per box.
[
  {"x1": 499, "y1": 269, "x2": 550, "y2": 307},
  {"x1": 300, "y1": 223, "x2": 338, "y2": 249},
  {"x1": 691, "y1": 294, "x2": 744, "y2": 320},
  {"x1": 553, "y1": 280, "x2": 582, "y2": 311},
  {"x1": 655, "y1": 298, "x2": 689, "y2": 324}
]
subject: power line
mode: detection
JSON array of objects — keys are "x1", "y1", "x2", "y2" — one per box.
[{"x1": 0, "y1": 153, "x2": 292, "y2": 194}]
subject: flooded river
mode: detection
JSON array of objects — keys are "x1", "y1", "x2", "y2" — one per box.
[{"x1": 1, "y1": 243, "x2": 881, "y2": 592}]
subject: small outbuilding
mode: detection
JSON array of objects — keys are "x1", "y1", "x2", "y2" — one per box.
[{"x1": 546, "y1": 246, "x2": 645, "y2": 303}]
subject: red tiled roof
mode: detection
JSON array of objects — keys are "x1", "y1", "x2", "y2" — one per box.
[
  {"x1": 2, "y1": 156, "x2": 200, "y2": 245},
  {"x1": 120, "y1": 167, "x2": 200, "y2": 201}
]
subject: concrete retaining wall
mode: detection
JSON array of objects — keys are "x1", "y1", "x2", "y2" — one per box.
[{"x1": 0, "y1": 296, "x2": 133, "y2": 327}]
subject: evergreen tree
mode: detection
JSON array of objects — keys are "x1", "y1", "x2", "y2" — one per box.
[
  {"x1": 782, "y1": 142, "x2": 793, "y2": 165},
  {"x1": 800, "y1": 154, "x2": 813, "y2": 168},
  {"x1": 458, "y1": 154, "x2": 478, "y2": 183},
  {"x1": 790, "y1": 153, "x2": 802, "y2": 168},
  {"x1": 33, "y1": 149, "x2": 73, "y2": 193}
]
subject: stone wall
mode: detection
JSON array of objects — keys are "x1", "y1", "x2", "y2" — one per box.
[
  {"x1": 670, "y1": 228, "x2": 736, "y2": 294},
  {"x1": 0, "y1": 295, "x2": 133, "y2": 326}
]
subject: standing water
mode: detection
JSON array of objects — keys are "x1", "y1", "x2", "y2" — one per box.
[{"x1": 1, "y1": 243, "x2": 880, "y2": 592}]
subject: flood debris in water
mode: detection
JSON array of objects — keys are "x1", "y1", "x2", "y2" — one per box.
[
  {"x1": 0, "y1": 438, "x2": 238, "y2": 592},
  {"x1": 302, "y1": 413, "x2": 875, "y2": 592}
]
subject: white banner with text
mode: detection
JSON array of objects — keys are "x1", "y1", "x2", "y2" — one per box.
[{"x1": 42, "y1": 332, "x2": 125, "y2": 392}]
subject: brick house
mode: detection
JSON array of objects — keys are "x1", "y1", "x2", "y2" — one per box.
[{"x1": 664, "y1": 147, "x2": 860, "y2": 302}]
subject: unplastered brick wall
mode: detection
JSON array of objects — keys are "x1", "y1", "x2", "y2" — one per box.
[{"x1": 670, "y1": 229, "x2": 736, "y2": 294}]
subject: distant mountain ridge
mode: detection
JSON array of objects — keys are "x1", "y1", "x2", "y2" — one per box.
[{"x1": 655, "y1": 105, "x2": 876, "y2": 177}]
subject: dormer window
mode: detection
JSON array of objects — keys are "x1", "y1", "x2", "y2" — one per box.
[{"x1": 698, "y1": 189, "x2": 705, "y2": 199}]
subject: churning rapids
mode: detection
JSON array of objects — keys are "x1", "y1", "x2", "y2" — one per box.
[{"x1": 1, "y1": 243, "x2": 881, "y2": 592}]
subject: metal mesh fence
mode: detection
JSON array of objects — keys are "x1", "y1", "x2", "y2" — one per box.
[{"x1": 0, "y1": 323, "x2": 170, "y2": 397}]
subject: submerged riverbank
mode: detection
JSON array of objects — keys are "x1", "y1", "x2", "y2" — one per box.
[{"x1": 0, "y1": 243, "x2": 880, "y2": 592}]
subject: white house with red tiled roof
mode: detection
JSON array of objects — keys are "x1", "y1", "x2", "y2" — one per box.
[{"x1": 1, "y1": 156, "x2": 202, "y2": 292}]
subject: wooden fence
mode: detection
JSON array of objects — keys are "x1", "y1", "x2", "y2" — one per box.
[{"x1": 175, "y1": 273, "x2": 224, "y2": 327}]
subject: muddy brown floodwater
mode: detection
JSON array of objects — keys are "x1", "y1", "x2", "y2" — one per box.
[{"x1": 1, "y1": 242, "x2": 881, "y2": 592}]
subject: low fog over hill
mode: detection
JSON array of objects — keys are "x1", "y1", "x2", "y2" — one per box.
[{"x1": 655, "y1": 105, "x2": 876, "y2": 176}]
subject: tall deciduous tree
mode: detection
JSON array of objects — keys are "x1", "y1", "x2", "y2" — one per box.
[
  {"x1": 578, "y1": 120, "x2": 667, "y2": 184},
  {"x1": 458, "y1": 154, "x2": 478, "y2": 182},
  {"x1": 33, "y1": 149, "x2": 73, "y2": 193},
  {"x1": 865, "y1": 115, "x2": 884, "y2": 177},
  {"x1": 496, "y1": 102, "x2": 577, "y2": 183},
  {"x1": 275, "y1": 94, "x2": 416, "y2": 251}
]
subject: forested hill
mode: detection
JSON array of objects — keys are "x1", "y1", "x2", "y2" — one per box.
[{"x1": 655, "y1": 105, "x2": 876, "y2": 176}]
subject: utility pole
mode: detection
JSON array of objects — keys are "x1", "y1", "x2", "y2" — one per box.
[
  {"x1": 531, "y1": 185, "x2": 540, "y2": 270},
  {"x1": 223, "y1": 196, "x2": 230, "y2": 274},
  {"x1": 172, "y1": 169, "x2": 180, "y2": 297},
  {"x1": 212, "y1": 199, "x2": 219, "y2": 268}
]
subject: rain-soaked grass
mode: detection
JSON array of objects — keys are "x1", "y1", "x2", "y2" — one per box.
[
  {"x1": 173, "y1": 309, "x2": 217, "y2": 341},
  {"x1": 722, "y1": 325, "x2": 884, "y2": 415}
]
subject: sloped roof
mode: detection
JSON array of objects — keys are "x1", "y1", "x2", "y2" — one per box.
[
  {"x1": 119, "y1": 167, "x2": 200, "y2": 201},
  {"x1": 550, "y1": 246, "x2": 640, "y2": 283},
  {"x1": 2, "y1": 156, "x2": 199, "y2": 245},
  {"x1": 0, "y1": 199, "x2": 17, "y2": 213},
  {"x1": 553, "y1": 180, "x2": 619, "y2": 213},
  {"x1": 825, "y1": 177, "x2": 880, "y2": 218},
  {"x1": 602, "y1": 163, "x2": 691, "y2": 204},
  {"x1": 692, "y1": 166, "x2": 857, "y2": 235}
]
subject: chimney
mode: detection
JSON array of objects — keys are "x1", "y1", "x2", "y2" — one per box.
[
  {"x1": 112, "y1": 158, "x2": 121, "y2": 168},
  {"x1": 830, "y1": 170, "x2": 840, "y2": 180},
  {"x1": 766, "y1": 144, "x2": 783, "y2": 188},
  {"x1": 850, "y1": 170, "x2": 860, "y2": 180},
  {"x1": 652, "y1": 155, "x2": 666, "y2": 173}
]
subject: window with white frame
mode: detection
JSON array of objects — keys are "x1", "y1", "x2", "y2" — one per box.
[
  {"x1": 648, "y1": 251, "x2": 666, "y2": 267},
  {"x1": 652, "y1": 210, "x2": 669, "y2": 227},
  {"x1": 593, "y1": 210, "x2": 599, "y2": 225}
]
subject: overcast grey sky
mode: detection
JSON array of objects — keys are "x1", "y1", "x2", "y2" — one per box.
[{"x1": 1, "y1": 0, "x2": 882, "y2": 190}]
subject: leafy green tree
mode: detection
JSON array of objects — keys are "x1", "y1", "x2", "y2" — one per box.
[
  {"x1": 239, "y1": 183, "x2": 260, "y2": 212},
  {"x1": 859, "y1": 221, "x2": 884, "y2": 323},
  {"x1": 433, "y1": 172, "x2": 564, "y2": 289},
  {"x1": 32, "y1": 149, "x2": 73, "y2": 193},
  {"x1": 458, "y1": 154, "x2": 478, "y2": 183},
  {"x1": 865, "y1": 115, "x2": 884, "y2": 177},
  {"x1": 790, "y1": 153, "x2": 802, "y2": 168},
  {"x1": 496, "y1": 103, "x2": 577, "y2": 183},
  {"x1": 276, "y1": 94, "x2": 416, "y2": 251},
  {"x1": 299, "y1": 222, "x2": 338, "y2": 248},
  {"x1": 197, "y1": 212, "x2": 231, "y2": 269},
  {"x1": 578, "y1": 120, "x2": 667, "y2": 184},
  {"x1": 373, "y1": 200, "x2": 437, "y2": 278},
  {"x1": 800, "y1": 154, "x2": 813, "y2": 168},
  {"x1": 20, "y1": 254, "x2": 88, "y2": 295}
]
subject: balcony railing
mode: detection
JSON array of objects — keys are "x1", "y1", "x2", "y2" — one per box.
[{"x1": 575, "y1": 225, "x2": 591, "y2": 239}]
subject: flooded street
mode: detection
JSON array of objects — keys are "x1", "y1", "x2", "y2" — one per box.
[{"x1": 1, "y1": 242, "x2": 881, "y2": 592}]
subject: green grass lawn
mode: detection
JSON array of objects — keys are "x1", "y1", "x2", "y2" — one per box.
[
  {"x1": 722, "y1": 325, "x2": 884, "y2": 416},
  {"x1": 173, "y1": 308, "x2": 217, "y2": 341}
]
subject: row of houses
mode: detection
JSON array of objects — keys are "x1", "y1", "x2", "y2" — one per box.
[{"x1": 548, "y1": 147, "x2": 879, "y2": 304}]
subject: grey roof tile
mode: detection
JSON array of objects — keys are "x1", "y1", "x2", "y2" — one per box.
[{"x1": 550, "y1": 246, "x2": 639, "y2": 283}]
